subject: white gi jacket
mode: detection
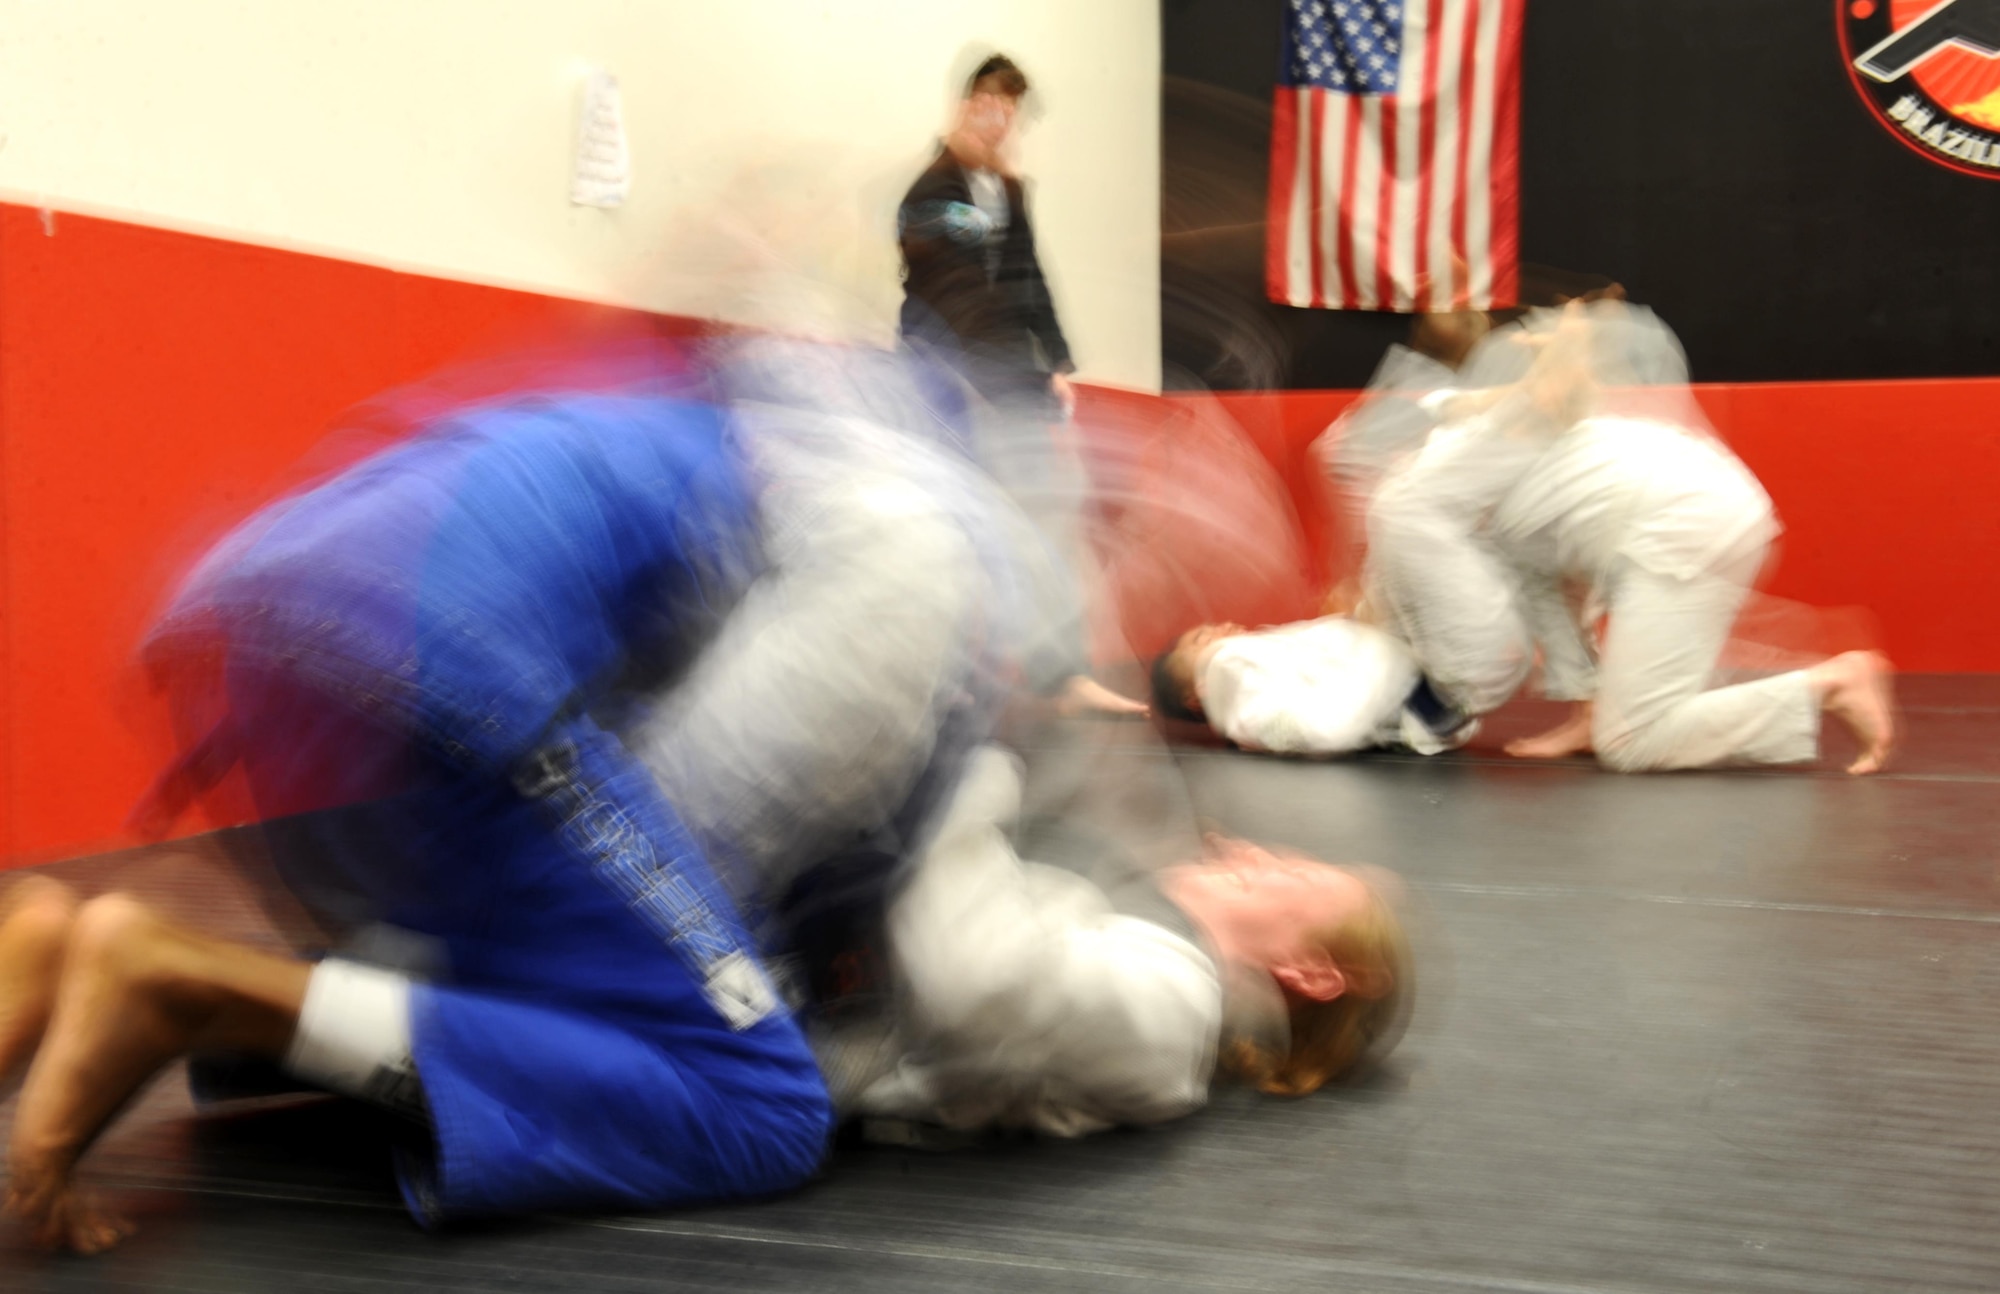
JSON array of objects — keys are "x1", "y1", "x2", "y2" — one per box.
[
  {"x1": 1199, "y1": 617, "x2": 1419, "y2": 756},
  {"x1": 854, "y1": 747, "x2": 1222, "y2": 1137},
  {"x1": 1489, "y1": 414, "x2": 1779, "y2": 695},
  {"x1": 632, "y1": 404, "x2": 1000, "y2": 903},
  {"x1": 1491, "y1": 415, "x2": 1778, "y2": 584}
]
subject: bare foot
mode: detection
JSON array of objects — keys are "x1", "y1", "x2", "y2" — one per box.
[
  {"x1": 1814, "y1": 651, "x2": 1896, "y2": 775},
  {"x1": 6, "y1": 896, "x2": 175, "y2": 1253},
  {"x1": 1505, "y1": 701, "x2": 1595, "y2": 760},
  {"x1": 6, "y1": 894, "x2": 306, "y2": 1253},
  {"x1": 0, "y1": 876, "x2": 80, "y2": 1083},
  {"x1": 4, "y1": 1174, "x2": 133, "y2": 1255},
  {"x1": 1054, "y1": 675, "x2": 1149, "y2": 719}
]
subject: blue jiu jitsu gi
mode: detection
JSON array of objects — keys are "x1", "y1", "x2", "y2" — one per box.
[{"x1": 145, "y1": 386, "x2": 834, "y2": 1225}]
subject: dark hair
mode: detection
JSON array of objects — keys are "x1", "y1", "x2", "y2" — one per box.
[
  {"x1": 1150, "y1": 649, "x2": 1204, "y2": 724},
  {"x1": 967, "y1": 54, "x2": 1030, "y2": 99}
]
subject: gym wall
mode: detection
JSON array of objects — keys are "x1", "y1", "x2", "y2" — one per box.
[
  {"x1": 0, "y1": 1, "x2": 1162, "y2": 865},
  {"x1": 1157, "y1": 0, "x2": 2000, "y2": 678}
]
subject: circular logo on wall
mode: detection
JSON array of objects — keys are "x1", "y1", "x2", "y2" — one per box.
[{"x1": 1840, "y1": 0, "x2": 2000, "y2": 178}]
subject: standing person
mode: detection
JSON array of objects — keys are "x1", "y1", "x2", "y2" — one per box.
[
  {"x1": 897, "y1": 54, "x2": 1140, "y2": 716},
  {"x1": 898, "y1": 53, "x2": 1073, "y2": 424}
]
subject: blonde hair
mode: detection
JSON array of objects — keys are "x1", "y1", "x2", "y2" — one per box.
[{"x1": 1223, "y1": 888, "x2": 1414, "y2": 1097}]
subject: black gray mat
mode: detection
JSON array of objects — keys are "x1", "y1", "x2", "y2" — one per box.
[{"x1": 5, "y1": 677, "x2": 1996, "y2": 1292}]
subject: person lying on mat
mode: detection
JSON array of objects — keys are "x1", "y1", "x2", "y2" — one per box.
[
  {"x1": 835, "y1": 745, "x2": 1414, "y2": 1136},
  {"x1": 625, "y1": 339, "x2": 1416, "y2": 1143},
  {"x1": 1147, "y1": 616, "x2": 1475, "y2": 757},
  {"x1": 0, "y1": 745, "x2": 1417, "y2": 1232}
]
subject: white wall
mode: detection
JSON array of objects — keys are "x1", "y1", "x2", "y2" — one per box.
[{"x1": 0, "y1": 0, "x2": 1161, "y2": 389}]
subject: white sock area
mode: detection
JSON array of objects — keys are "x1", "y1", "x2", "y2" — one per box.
[{"x1": 283, "y1": 958, "x2": 420, "y2": 1111}]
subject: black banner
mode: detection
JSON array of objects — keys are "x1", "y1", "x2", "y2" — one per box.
[{"x1": 1162, "y1": 0, "x2": 2000, "y2": 387}]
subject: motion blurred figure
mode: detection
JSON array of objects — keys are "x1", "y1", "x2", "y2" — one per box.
[
  {"x1": 0, "y1": 334, "x2": 1424, "y2": 1253},
  {"x1": 643, "y1": 338, "x2": 1417, "y2": 1138},
  {"x1": 1148, "y1": 616, "x2": 1474, "y2": 757},
  {"x1": 1482, "y1": 310, "x2": 1895, "y2": 773},
  {"x1": 1328, "y1": 302, "x2": 1894, "y2": 774},
  {"x1": 899, "y1": 53, "x2": 1073, "y2": 427},
  {"x1": 631, "y1": 334, "x2": 1035, "y2": 990},
  {"x1": 2, "y1": 370, "x2": 834, "y2": 1252},
  {"x1": 897, "y1": 53, "x2": 1140, "y2": 716},
  {"x1": 1312, "y1": 276, "x2": 1635, "y2": 740},
  {"x1": 845, "y1": 746, "x2": 1413, "y2": 1134}
]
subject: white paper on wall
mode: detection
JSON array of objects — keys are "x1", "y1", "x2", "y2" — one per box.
[{"x1": 571, "y1": 69, "x2": 630, "y2": 208}]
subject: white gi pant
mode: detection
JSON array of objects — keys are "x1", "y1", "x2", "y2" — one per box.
[
  {"x1": 976, "y1": 402, "x2": 1100, "y2": 692},
  {"x1": 1363, "y1": 423, "x2": 1543, "y2": 716},
  {"x1": 1590, "y1": 535, "x2": 1820, "y2": 772},
  {"x1": 855, "y1": 747, "x2": 1221, "y2": 1137}
]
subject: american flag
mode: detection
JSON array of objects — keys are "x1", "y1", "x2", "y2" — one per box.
[{"x1": 1266, "y1": 0, "x2": 1524, "y2": 312}]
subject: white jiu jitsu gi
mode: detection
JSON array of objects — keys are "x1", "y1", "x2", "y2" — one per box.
[
  {"x1": 1198, "y1": 617, "x2": 1423, "y2": 756},
  {"x1": 851, "y1": 746, "x2": 1222, "y2": 1137},
  {"x1": 1360, "y1": 395, "x2": 1549, "y2": 715},
  {"x1": 1489, "y1": 414, "x2": 1813, "y2": 771}
]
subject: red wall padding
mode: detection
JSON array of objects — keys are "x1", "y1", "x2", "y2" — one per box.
[
  {"x1": 1141, "y1": 384, "x2": 2000, "y2": 673},
  {"x1": 1695, "y1": 381, "x2": 2000, "y2": 673},
  {"x1": 0, "y1": 204, "x2": 649, "y2": 863},
  {"x1": 3, "y1": 203, "x2": 1995, "y2": 866}
]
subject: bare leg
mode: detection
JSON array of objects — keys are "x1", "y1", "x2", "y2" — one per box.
[
  {"x1": 1505, "y1": 700, "x2": 1596, "y2": 760},
  {"x1": 1810, "y1": 651, "x2": 1896, "y2": 775},
  {"x1": 6, "y1": 893, "x2": 309, "y2": 1254},
  {"x1": 0, "y1": 877, "x2": 81, "y2": 1083}
]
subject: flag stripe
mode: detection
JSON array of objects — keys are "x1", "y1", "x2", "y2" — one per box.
[
  {"x1": 1487, "y1": 0, "x2": 1524, "y2": 306},
  {"x1": 1265, "y1": 87, "x2": 1302, "y2": 305},
  {"x1": 1336, "y1": 94, "x2": 1365, "y2": 308},
  {"x1": 1386, "y1": 0, "x2": 1429, "y2": 311},
  {"x1": 1375, "y1": 91, "x2": 1398, "y2": 311},
  {"x1": 1321, "y1": 91, "x2": 1352, "y2": 307},
  {"x1": 1451, "y1": 0, "x2": 1481, "y2": 307},
  {"x1": 1412, "y1": 0, "x2": 1446, "y2": 311},
  {"x1": 1304, "y1": 88, "x2": 1320, "y2": 306},
  {"x1": 1464, "y1": 0, "x2": 1501, "y2": 306},
  {"x1": 1430, "y1": 0, "x2": 1469, "y2": 309},
  {"x1": 1350, "y1": 96, "x2": 1383, "y2": 310}
]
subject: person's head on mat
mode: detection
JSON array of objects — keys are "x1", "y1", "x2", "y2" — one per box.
[
  {"x1": 1161, "y1": 840, "x2": 1412, "y2": 1094},
  {"x1": 1151, "y1": 622, "x2": 1250, "y2": 723}
]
